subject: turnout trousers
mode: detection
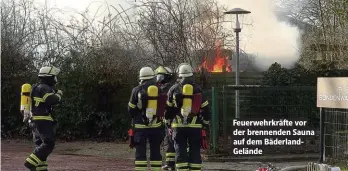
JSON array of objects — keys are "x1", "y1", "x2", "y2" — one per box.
[
  {"x1": 164, "y1": 128, "x2": 176, "y2": 168},
  {"x1": 134, "y1": 122, "x2": 164, "y2": 171},
  {"x1": 172, "y1": 116, "x2": 202, "y2": 171},
  {"x1": 24, "y1": 116, "x2": 56, "y2": 171}
]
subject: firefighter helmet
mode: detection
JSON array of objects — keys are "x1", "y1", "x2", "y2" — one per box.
[
  {"x1": 155, "y1": 66, "x2": 173, "y2": 83},
  {"x1": 139, "y1": 67, "x2": 155, "y2": 80},
  {"x1": 38, "y1": 66, "x2": 60, "y2": 84},
  {"x1": 38, "y1": 66, "x2": 60, "y2": 77},
  {"x1": 164, "y1": 67, "x2": 173, "y2": 74},
  {"x1": 177, "y1": 63, "x2": 193, "y2": 78},
  {"x1": 155, "y1": 66, "x2": 173, "y2": 75}
]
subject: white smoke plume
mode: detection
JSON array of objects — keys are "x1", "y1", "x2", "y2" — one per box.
[{"x1": 219, "y1": 0, "x2": 301, "y2": 70}]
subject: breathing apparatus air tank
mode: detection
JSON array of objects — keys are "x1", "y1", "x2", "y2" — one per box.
[
  {"x1": 146, "y1": 85, "x2": 159, "y2": 123},
  {"x1": 20, "y1": 83, "x2": 32, "y2": 122},
  {"x1": 181, "y1": 84, "x2": 193, "y2": 123}
]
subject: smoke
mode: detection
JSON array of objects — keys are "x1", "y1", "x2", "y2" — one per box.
[{"x1": 219, "y1": 0, "x2": 301, "y2": 71}]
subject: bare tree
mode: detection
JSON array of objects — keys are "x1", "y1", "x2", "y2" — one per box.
[
  {"x1": 135, "y1": 0, "x2": 232, "y2": 69},
  {"x1": 279, "y1": 0, "x2": 348, "y2": 70}
]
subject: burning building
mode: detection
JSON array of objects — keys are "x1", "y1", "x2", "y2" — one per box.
[
  {"x1": 198, "y1": 41, "x2": 232, "y2": 73},
  {"x1": 197, "y1": 41, "x2": 256, "y2": 73}
]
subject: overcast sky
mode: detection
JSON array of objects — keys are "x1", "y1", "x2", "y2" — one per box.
[{"x1": 37, "y1": 0, "x2": 131, "y2": 12}]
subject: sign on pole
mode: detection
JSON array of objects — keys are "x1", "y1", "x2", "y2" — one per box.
[{"x1": 317, "y1": 77, "x2": 348, "y2": 109}]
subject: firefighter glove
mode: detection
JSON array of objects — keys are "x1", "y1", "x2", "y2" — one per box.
[
  {"x1": 128, "y1": 129, "x2": 135, "y2": 149},
  {"x1": 201, "y1": 130, "x2": 208, "y2": 150}
]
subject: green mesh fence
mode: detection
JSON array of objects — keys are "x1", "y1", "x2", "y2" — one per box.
[{"x1": 210, "y1": 85, "x2": 320, "y2": 155}]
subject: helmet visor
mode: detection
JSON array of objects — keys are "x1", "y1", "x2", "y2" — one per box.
[{"x1": 156, "y1": 74, "x2": 165, "y2": 83}]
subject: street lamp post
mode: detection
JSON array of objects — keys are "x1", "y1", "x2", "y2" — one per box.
[{"x1": 224, "y1": 8, "x2": 251, "y2": 119}]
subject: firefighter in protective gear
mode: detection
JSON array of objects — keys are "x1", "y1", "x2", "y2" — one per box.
[
  {"x1": 155, "y1": 66, "x2": 174, "y2": 92},
  {"x1": 154, "y1": 66, "x2": 176, "y2": 170},
  {"x1": 165, "y1": 63, "x2": 211, "y2": 171},
  {"x1": 24, "y1": 66, "x2": 63, "y2": 171},
  {"x1": 128, "y1": 67, "x2": 166, "y2": 171}
]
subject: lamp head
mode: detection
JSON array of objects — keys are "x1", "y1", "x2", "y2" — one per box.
[
  {"x1": 224, "y1": 8, "x2": 251, "y2": 31},
  {"x1": 224, "y1": 8, "x2": 251, "y2": 15}
]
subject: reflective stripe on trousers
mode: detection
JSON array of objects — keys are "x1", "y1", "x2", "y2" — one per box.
[
  {"x1": 25, "y1": 153, "x2": 48, "y2": 170},
  {"x1": 165, "y1": 152, "x2": 176, "y2": 162},
  {"x1": 135, "y1": 160, "x2": 147, "y2": 171},
  {"x1": 172, "y1": 115, "x2": 203, "y2": 171},
  {"x1": 176, "y1": 162, "x2": 189, "y2": 170},
  {"x1": 150, "y1": 160, "x2": 162, "y2": 170},
  {"x1": 189, "y1": 163, "x2": 202, "y2": 171},
  {"x1": 134, "y1": 160, "x2": 162, "y2": 170}
]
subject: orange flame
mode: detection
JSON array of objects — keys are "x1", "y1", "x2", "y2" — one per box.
[{"x1": 199, "y1": 41, "x2": 232, "y2": 73}]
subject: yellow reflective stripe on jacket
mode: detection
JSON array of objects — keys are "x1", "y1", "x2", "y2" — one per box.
[
  {"x1": 135, "y1": 122, "x2": 162, "y2": 128},
  {"x1": 176, "y1": 115, "x2": 182, "y2": 124},
  {"x1": 33, "y1": 97, "x2": 44, "y2": 106},
  {"x1": 203, "y1": 120, "x2": 209, "y2": 125},
  {"x1": 201, "y1": 100, "x2": 209, "y2": 108},
  {"x1": 192, "y1": 116, "x2": 197, "y2": 123},
  {"x1": 34, "y1": 97, "x2": 45, "y2": 102},
  {"x1": 172, "y1": 116, "x2": 202, "y2": 128},
  {"x1": 42, "y1": 93, "x2": 54, "y2": 101},
  {"x1": 128, "y1": 102, "x2": 136, "y2": 108},
  {"x1": 134, "y1": 118, "x2": 162, "y2": 128},
  {"x1": 172, "y1": 123, "x2": 202, "y2": 128},
  {"x1": 32, "y1": 115, "x2": 53, "y2": 121}
]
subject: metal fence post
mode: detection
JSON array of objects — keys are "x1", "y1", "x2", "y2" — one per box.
[
  {"x1": 319, "y1": 107, "x2": 325, "y2": 163},
  {"x1": 211, "y1": 87, "x2": 217, "y2": 153},
  {"x1": 222, "y1": 85, "x2": 227, "y2": 151}
]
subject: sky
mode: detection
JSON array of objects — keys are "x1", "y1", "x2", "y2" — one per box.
[{"x1": 38, "y1": 0, "x2": 131, "y2": 12}]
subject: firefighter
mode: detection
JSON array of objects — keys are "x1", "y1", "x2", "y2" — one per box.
[
  {"x1": 24, "y1": 66, "x2": 63, "y2": 171},
  {"x1": 155, "y1": 66, "x2": 174, "y2": 92},
  {"x1": 128, "y1": 67, "x2": 166, "y2": 171},
  {"x1": 154, "y1": 66, "x2": 176, "y2": 170},
  {"x1": 165, "y1": 63, "x2": 211, "y2": 171}
]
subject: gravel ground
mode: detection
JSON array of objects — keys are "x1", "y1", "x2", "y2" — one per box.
[{"x1": 1, "y1": 139, "x2": 314, "y2": 171}]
